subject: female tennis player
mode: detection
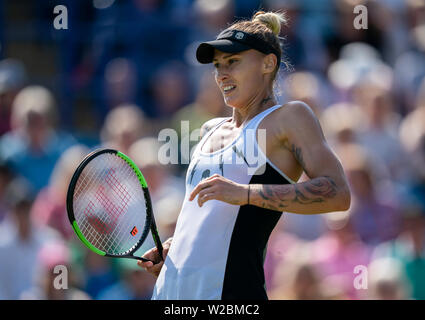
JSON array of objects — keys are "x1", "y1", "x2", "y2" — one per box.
[{"x1": 138, "y1": 11, "x2": 351, "y2": 300}]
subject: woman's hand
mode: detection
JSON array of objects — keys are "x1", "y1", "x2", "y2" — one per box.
[
  {"x1": 137, "y1": 237, "x2": 172, "y2": 278},
  {"x1": 189, "y1": 174, "x2": 249, "y2": 207}
]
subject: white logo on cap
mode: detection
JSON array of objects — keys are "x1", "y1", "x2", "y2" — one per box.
[{"x1": 235, "y1": 32, "x2": 244, "y2": 40}]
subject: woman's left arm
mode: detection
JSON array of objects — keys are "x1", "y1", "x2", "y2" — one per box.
[{"x1": 189, "y1": 101, "x2": 351, "y2": 214}]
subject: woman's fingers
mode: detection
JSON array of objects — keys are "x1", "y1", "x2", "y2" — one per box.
[
  {"x1": 138, "y1": 259, "x2": 163, "y2": 277},
  {"x1": 189, "y1": 174, "x2": 222, "y2": 201},
  {"x1": 146, "y1": 261, "x2": 164, "y2": 277},
  {"x1": 137, "y1": 237, "x2": 173, "y2": 278},
  {"x1": 137, "y1": 260, "x2": 153, "y2": 268},
  {"x1": 198, "y1": 191, "x2": 216, "y2": 207},
  {"x1": 189, "y1": 181, "x2": 213, "y2": 201},
  {"x1": 138, "y1": 247, "x2": 160, "y2": 267}
]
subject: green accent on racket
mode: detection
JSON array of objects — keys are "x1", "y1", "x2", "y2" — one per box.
[
  {"x1": 117, "y1": 151, "x2": 148, "y2": 188},
  {"x1": 72, "y1": 221, "x2": 106, "y2": 256}
]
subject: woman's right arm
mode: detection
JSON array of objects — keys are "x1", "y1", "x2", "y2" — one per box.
[{"x1": 137, "y1": 237, "x2": 173, "y2": 277}]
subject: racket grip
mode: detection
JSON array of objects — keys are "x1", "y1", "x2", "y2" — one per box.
[
  {"x1": 135, "y1": 245, "x2": 162, "y2": 264},
  {"x1": 143, "y1": 187, "x2": 164, "y2": 263},
  {"x1": 136, "y1": 256, "x2": 153, "y2": 263},
  {"x1": 152, "y1": 229, "x2": 164, "y2": 262}
]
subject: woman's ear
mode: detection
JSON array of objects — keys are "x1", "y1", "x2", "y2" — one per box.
[{"x1": 263, "y1": 54, "x2": 277, "y2": 74}]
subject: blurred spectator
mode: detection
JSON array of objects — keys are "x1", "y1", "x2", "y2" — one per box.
[
  {"x1": 30, "y1": 144, "x2": 90, "y2": 240},
  {"x1": 184, "y1": 0, "x2": 235, "y2": 76},
  {"x1": 352, "y1": 78, "x2": 409, "y2": 181},
  {"x1": 399, "y1": 105, "x2": 425, "y2": 186},
  {"x1": 268, "y1": 241, "x2": 329, "y2": 300},
  {"x1": 399, "y1": 76, "x2": 425, "y2": 154},
  {"x1": 327, "y1": 42, "x2": 392, "y2": 102},
  {"x1": 264, "y1": 227, "x2": 303, "y2": 294},
  {"x1": 0, "y1": 85, "x2": 76, "y2": 193},
  {"x1": 338, "y1": 143, "x2": 402, "y2": 245},
  {"x1": 270, "y1": 261, "x2": 327, "y2": 300},
  {"x1": 366, "y1": 0, "x2": 410, "y2": 65},
  {"x1": 0, "y1": 183, "x2": 60, "y2": 299},
  {"x1": 148, "y1": 61, "x2": 191, "y2": 133},
  {"x1": 371, "y1": 196, "x2": 425, "y2": 300},
  {"x1": 0, "y1": 59, "x2": 27, "y2": 135},
  {"x1": 367, "y1": 257, "x2": 410, "y2": 300},
  {"x1": 103, "y1": 58, "x2": 138, "y2": 110},
  {"x1": 20, "y1": 242, "x2": 90, "y2": 300},
  {"x1": 264, "y1": 0, "x2": 315, "y2": 70},
  {"x1": 320, "y1": 102, "x2": 366, "y2": 146},
  {"x1": 282, "y1": 71, "x2": 327, "y2": 117},
  {"x1": 393, "y1": 6, "x2": 425, "y2": 113},
  {"x1": 100, "y1": 104, "x2": 147, "y2": 155},
  {"x1": 0, "y1": 162, "x2": 13, "y2": 222},
  {"x1": 97, "y1": 258, "x2": 155, "y2": 300},
  {"x1": 325, "y1": 0, "x2": 385, "y2": 63},
  {"x1": 276, "y1": 210, "x2": 327, "y2": 241},
  {"x1": 311, "y1": 210, "x2": 372, "y2": 299},
  {"x1": 82, "y1": 250, "x2": 119, "y2": 300},
  {"x1": 104, "y1": 0, "x2": 191, "y2": 117},
  {"x1": 193, "y1": 0, "x2": 235, "y2": 36}
]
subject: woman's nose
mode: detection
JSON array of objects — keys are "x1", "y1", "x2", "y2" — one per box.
[{"x1": 215, "y1": 68, "x2": 229, "y2": 82}]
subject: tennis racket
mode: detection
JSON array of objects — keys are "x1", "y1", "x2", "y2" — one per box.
[{"x1": 66, "y1": 148, "x2": 163, "y2": 263}]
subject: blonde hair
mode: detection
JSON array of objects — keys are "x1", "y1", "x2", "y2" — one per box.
[
  {"x1": 252, "y1": 11, "x2": 287, "y2": 36},
  {"x1": 228, "y1": 11, "x2": 288, "y2": 77}
]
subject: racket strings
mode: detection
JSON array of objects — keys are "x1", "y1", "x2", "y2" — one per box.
[
  {"x1": 73, "y1": 153, "x2": 148, "y2": 255},
  {"x1": 79, "y1": 161, "x2": 141, "y2": 253}
]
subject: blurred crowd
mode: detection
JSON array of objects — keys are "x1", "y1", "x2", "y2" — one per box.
[{"x1": 0, "y1": 0, "x2": 425, "y2": 300}]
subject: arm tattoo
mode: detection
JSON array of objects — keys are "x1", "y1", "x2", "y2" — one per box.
[
  {"x1": 293, "y1": 176, "x2": 337, "y2": 205},
  {"x1": 265, "y1": 185, "x2": 290, "y2": 207},
  {"x1": 258, "y1": 188, "x2": 271, "y2": 201},
  {"x1": 255, "y1": 176, "x2": 338, "y2": 211},
  {"x1": 260, "y1": 95, "x2": 273, "y2": 107},
  {"x1": 291, "y1": 144, "x2": 308, "y2": 175},
  {"x1": 303, "y1": 176, "x2": 337, "y2": 199},
  {"x1": 294, "y1": 185, "x2": 324, "y2": 204}
]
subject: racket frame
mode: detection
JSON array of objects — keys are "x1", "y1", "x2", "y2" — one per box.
[{"x1": 66, "y1": 148, "x2": 164, "y2": 263}]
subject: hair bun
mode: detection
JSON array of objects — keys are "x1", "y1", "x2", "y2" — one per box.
[{"x1": 252, "y1": 11, "x2": 287, "y2": 36}]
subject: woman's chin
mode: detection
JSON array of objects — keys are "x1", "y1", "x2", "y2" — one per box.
[{"x1": 224, "y1": 98, "x2": 242, "y2": 109}]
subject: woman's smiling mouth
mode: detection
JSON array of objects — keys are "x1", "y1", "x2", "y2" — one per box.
[{"x1": 223, "y1": 85, "x2": 236, "y2": 94}]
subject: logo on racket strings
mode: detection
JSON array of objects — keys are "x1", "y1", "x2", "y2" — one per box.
[{"x1": 131, "y1": 226, "x2": 138, "y2": 236}]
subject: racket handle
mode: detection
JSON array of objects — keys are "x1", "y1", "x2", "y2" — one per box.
[
  {"x1": 143, "y1": 187, "x2": 164, "y2": 262},
  {"x1": 133, "y1": 255, "x2": 162, "y2": 264},
  {"x1": 136, "y1": 256, "x2": 153, "y2": 263},
  {"x1": 151, "y1": 226, "x2": 164, "y2": 262}
]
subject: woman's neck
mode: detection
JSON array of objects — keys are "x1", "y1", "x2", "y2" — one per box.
[{"x1": 231, "y1": 92, "x2": 277, "y2": 127}]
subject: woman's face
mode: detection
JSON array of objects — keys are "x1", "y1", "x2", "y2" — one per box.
[{"x1": 213, "y1": 49, "x2": 273, "y2": 109}]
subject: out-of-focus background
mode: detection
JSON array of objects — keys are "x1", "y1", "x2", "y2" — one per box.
[{"x1": 0, "y1": 0, "x2": 424, "y2": 300}]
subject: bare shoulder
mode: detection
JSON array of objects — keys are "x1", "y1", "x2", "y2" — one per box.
[
  {"x1": 274, "y1": 100, "x2": 322, "y2": 137},
  {"x1": 199, "y1": 117, "x2": 229, "y2": 139},
  {"x1": 277, "y1": 100, "x2": 317, "y2": 123}
]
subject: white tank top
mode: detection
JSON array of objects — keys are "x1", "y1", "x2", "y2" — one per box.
[{"x1": 152, "y1": 104, "x2": 294, "y2": 300}]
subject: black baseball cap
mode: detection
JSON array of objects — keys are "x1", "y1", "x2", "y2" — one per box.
[{"x1": 196, "y1": 28, "x2": 281, "y2": 64}]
